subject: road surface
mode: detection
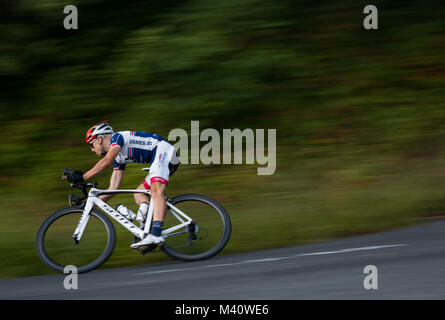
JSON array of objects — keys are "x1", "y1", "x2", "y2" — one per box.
[{"x1": 1, "y1": 219, "x2": 445, "y2": 299}]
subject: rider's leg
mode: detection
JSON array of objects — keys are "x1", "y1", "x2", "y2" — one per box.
[
  {"x1": 150, "y1": 182, "x2": 167, "y2": 223},
  {"x1": 134, "y1": 183, "x2": 150, "y2": 224},
  {"x1": 133, "y1": 180, "x2": 167, "y2": 224},
  {"x1": 130, "y1": 181, "x2": 168, "y2": 248},
  {"x1": 150, "y1": 182, "x2": 167, "y2": 237},
  {"x1": 134, "y1": 183, "x2": 149, "y2": 205}
]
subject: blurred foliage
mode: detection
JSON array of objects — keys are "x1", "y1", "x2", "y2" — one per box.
[{"x1": 0, "y1": 0, "x2": 445, "y2": 278}]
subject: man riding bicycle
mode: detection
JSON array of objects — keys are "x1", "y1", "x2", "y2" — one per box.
[{"x1": 79, "y1": 120, "x2": 179, "y2": 249}]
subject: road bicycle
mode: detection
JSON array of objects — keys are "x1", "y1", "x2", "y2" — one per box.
[{"x1": 35, "y1": 169, "x2": 232, "y2": 273}]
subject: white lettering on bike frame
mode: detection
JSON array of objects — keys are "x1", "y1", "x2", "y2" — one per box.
[{"x1": 72, "y1": 188, "x2": 194, "y2": 242}]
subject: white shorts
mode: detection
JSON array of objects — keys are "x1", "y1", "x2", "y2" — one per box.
[{"x1": 142, "y1": 141, "x2": 179, "y2": 189}]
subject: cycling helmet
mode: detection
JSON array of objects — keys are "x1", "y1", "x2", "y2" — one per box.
[{"x1": 86, "y1": 120, "x2": 114, "y2": 144}]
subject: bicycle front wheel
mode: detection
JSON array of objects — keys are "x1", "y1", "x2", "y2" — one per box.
[
  {"x1": 36, "y1": 207, "x2": 116, "y2": 274},
  {"x1": 162, "y1": 194, "x2": 231, "y2": 261}
]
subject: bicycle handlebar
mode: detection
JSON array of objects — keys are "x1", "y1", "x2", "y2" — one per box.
[{"x1": 62, "y1": 168, "x2": 98, "y2": 197}]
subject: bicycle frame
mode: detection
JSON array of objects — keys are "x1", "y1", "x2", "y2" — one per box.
[{"x1": 73, "y1": 188, "x2": 194, "y2": 243}]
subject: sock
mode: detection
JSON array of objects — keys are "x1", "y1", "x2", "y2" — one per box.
[
  {"x1": 152, "y1": 221, "x2": 164, "y2": 237},
  {"x1": 137, "y1": 202, "x2": 149, "y2": 222},
  {"x1": 139, "y1": 202, "x2": 149, "y2": 213}
]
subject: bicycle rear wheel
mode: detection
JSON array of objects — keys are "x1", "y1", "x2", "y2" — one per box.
[
  {"x1": 162, "y1": 194, "x2": 231, "y2": 261},
  {"x1": 36, "y1": 207, "x2": 116, "y2": 273}
]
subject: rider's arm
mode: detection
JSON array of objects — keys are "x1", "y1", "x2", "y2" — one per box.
[
  {"x1": 99, "y1": 169, "x2": 125, "y2": 202},
  {"x1": 83, "y1": 146, "x2": 121, "y2": 181}
]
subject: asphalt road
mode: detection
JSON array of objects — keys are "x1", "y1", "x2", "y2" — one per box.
[{"x1": 1, "y1": 219, "x2": 445, "y2": 300}]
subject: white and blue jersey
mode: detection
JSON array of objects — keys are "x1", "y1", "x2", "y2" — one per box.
[
  {"x1": 110, "y1": 131, "x2": 166, "y2": 170},
  {"x1": 110, "y1": 131, "x2": 179, "y2": 187}
]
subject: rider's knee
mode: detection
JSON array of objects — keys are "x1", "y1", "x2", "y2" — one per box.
[
  {"x1": 134, "y1": 184, "x2": 149, "y2": 204},
  {"x1": 150, "y1": 182, "x2": 166, "y2": 198}
]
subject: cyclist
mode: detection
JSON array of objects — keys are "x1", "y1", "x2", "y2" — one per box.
[{"x1": 80, "y1": 120, "x2": 179, "y2": 249}]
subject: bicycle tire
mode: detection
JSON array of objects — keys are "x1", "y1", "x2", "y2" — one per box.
[
  {"x1": 36, "y1": 207, "x2": 116, "y2": 274},
  {"x1": 162, "y1": 194, "x2": 231, "y2": 261}
]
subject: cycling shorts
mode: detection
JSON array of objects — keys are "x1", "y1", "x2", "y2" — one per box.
[{"x1": 142, "y1": 141, "x2": 179, "y2": 189}]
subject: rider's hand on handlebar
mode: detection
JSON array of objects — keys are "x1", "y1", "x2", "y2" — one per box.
[{"x1": 62, "y1": 169, "x2": 85, "y2": 184}]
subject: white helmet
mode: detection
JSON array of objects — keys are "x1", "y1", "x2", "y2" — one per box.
[{"x1": 85, "y1": 120, "x2": 114, "y2": 144}]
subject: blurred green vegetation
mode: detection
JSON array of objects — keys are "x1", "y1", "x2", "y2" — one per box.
[{"x1": 1, "y1": 0, "x2": 445, "y2": 278}]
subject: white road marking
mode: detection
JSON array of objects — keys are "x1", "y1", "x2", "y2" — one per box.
[
  {"x1": 138, "y1": 269, "x2": 183, "y2": 274},
  {"x1": 244, "y1": 257, "x2": 287, "y2": 263},
  {"x1": 296, "y1": 244, "x2": 407, "y2": 257},
  {"x1": 132, "y1": 244, "x2": 407, "y2": 276},
  {"x1": 203, "y1": 262, "x2": 247, "y2": 268}
]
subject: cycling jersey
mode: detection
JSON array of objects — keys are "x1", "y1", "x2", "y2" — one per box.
[
  {"x1": 110, "y1": 131, "x2": 167, "y2": 170},
  {"x1": 110, "y1": 131, "x2": 179, "y2": 186}
]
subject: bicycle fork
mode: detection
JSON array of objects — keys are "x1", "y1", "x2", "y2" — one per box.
[{"x1": 72, "y1": 200, "x2": 94, "y2": 244}]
